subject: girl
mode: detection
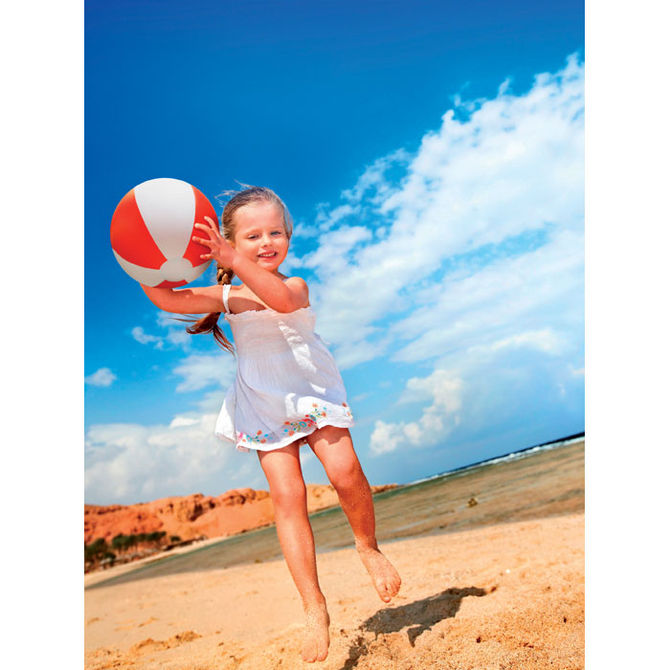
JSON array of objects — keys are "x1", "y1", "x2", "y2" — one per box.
[{"x1": 141, "y1": 186, "x2": 401, "y2": 663}]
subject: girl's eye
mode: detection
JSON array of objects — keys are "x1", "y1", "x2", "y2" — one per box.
[{"x1": 271, "y1": 231, "x2": 283, "y2": 236}]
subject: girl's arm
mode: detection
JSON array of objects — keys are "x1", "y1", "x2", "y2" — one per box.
[
  {"x1": 193, "y1": 217, "x2": 309, "y2": 313},
  {"x1": 140, "y1": 283, "x2": 225, "y2": 314},
  {"x1": 232, "y1": 253, "x2": 309, "y2": 312}
]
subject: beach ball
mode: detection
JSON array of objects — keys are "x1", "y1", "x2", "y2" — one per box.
[{"x1": 110, "y1": 177, "x2": 217, "y2": 288}]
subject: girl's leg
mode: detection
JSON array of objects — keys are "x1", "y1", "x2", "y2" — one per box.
[
  {"x1": 257, "y1": 442, "x2": 330, "y2": 663},
  {"x1": 306, "y1": 425, "x2": 401, "y2": 603}
]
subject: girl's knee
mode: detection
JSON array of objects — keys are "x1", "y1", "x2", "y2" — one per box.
[
  {"x1": 270, "y1": 480, "x2": 307, "y2": 510},
  {"x1": 328, "y1": 459, "x2": 364, "y2": 494}
]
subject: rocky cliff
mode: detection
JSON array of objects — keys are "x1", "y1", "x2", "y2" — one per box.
[{"x1": 85, "y1": 484, "x2": 396, "y2": 545}]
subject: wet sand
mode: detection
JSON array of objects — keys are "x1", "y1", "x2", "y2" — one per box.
[{"x1": 85, "y1": 439, "x2": 584, "y2": 669}]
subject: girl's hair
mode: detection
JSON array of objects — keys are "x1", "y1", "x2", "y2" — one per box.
[{"x1": 184, "y1": 185, "x2": 293, "y2": 352}]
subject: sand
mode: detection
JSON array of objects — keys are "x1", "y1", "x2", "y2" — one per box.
[{"x1": 85, "y1": 441, "x2": 584, "y2": 669}]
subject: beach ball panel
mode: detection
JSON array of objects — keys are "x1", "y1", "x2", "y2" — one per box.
[
  {"x1": 134, "y1": 178, "x2": 195, "y2": 261},
  {"x1": 112, "y1": 251, "x2": 207, "y2": 288},
  {"x1": 182, "y1": 185, "x2": 218, "y2": 267},
  {"x1": 184, "y1": 259, "x2": 211, "y2": 283},
  {"x1": 110, "y1": 190, "x2": 166, "y2": 269},
  {"x1": 155, "y1": 278, "x2": 188, "y2": 288},
  {"x1": 112, "y1": 250, "x2": 170, "y2": 287},
  {"x1": 159, "y1": 257, "x2": 210, "y2": 283}
]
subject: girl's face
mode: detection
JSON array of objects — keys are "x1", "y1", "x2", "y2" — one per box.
[{"x1": 231, "y1": 201, "x2": 290, "y2": 274}]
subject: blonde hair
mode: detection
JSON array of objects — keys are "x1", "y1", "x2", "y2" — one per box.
[{"x1": 185, "y1": 186, "x2": 293, "y2": 352}]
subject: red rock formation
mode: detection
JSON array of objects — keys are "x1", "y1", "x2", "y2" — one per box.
[{"x1": 84, "y1": 484, "x2": 396, "y2": 546}]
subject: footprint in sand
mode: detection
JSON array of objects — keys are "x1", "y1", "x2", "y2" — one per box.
[
  {"x1": 138, "y1": 617, "x2": 158, "y2": 627},
  {"x1": 130, "y1": 631, "x2": 202, "y2": 656}
]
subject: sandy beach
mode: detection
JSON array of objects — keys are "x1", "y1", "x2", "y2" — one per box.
[{"x1": 85, "y1": 439, "x2": 584, "y2": 669}]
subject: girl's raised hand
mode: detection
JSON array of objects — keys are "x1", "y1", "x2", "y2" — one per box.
[{"x1": 193, "y1": 216, "x2": 236, "y2": 267}]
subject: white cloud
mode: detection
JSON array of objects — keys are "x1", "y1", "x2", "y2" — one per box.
[
  {"x1": 85, "y1": 367, "x2": 117, "y2": 387},
  {"x1": 85, "y1": 412, "x2": 265, "y2": 504},
  {"x1": 390, "y1": 228, "x2": 583, "y2": 365},
  {"x1": 488, "y1": 329, "x2": 562, "y2": 355},
  {"x1": 172, "y1": 353, "x2": 236, "y2": 393},
  {"x1": 169, "y1": 415, "x2": 200, "y2": 428},
  {"x1": 165, "y1": 328, "x2": 192, "y2": 348},
  {"x1": 369, "y1": 420, "x2": 404, "y2": 455},
  {"x1": 131, "y1": 311, "x2": 207, "y2": 351},
  {"x1": 156, "y1": 310, "x2": 185, "y2": 329},
  {"x1": 302, "y1": 225, "x2": 373, "y2": 271},
  {"x1": 313, "y1": 202, "x2": 361, "y2": 232},
  {"x1": 340, "y1": 149, "x2": 411, "y2": 209},
  {"x1": 370, "y1": 369, "x2": 463, "y2": 455},
  {"x1": 131, "y1": 326, "x2": 164, "y2": 348}
]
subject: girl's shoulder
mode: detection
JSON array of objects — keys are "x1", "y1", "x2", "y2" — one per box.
[
  {"x1": 229, "y1": 276, "x2": 309, "y2": 314},
  {"x1": 282, "y1": 275, "x2": 309, "y2": 291},
  {"x1": 232, "y1": 275, "x2": 309, "y2": 293}
]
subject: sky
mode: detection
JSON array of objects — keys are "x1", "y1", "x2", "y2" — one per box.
[{"x1": 84, "y1": 0, "x2": 585, "y2": 505}]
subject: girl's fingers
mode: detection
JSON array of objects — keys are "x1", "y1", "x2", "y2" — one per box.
[
  {"x1": 193, "y1": 226, "x2": 219, "y2": 243},
  {"x1": 203, "y1": 216, "x2": 219, "y2": 231},
  {"x1": 195, "y1": 221, "x2": 223, "y2": 244}
]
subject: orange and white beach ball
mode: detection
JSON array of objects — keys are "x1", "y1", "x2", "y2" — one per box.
[{"x1": 110, "y1": 177, "x2": 217, "y2": 288}]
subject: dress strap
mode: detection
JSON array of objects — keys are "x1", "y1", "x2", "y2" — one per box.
[{"x1": 222, "y1": 283, "x2": 231, "y2": 313}]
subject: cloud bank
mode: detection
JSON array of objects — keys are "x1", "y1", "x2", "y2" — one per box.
[
  {"x1": 303, "y1": 55, "x2": 584, "y2": 455},
  {"x1": 305, "y1": 55, "x2": 583, "y2": 369},
  {"x1": 85, "y1": 413, "x2": 261, "y2": 504}
]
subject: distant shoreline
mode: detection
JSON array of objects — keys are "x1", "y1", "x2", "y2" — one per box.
[{"x1": 404, "y1": 431, "x2": 585, "y2": 488}]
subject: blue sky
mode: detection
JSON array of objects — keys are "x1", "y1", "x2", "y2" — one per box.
[{"x1": 85, "y1": 0, "x2": 584, "y2": 504}]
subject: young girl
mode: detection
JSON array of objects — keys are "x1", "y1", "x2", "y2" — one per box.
[{"x1": 141, "y1": 186, "x2": 401, "y2": 663}]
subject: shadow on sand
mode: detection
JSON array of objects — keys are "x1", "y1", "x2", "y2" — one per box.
[{"x1": 342, "y1": 586, "x2": 489, "y2": 669}]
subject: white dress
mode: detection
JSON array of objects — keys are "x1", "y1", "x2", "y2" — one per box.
[{"x1": 214, "y1": 283, "x2": 354, "y2": 452}]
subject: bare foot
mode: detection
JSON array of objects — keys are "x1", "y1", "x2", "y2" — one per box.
[
  {"x1": 357, "y1": 544, "x2": 402, "y2": 603},
  {"x1": 301, "y1": 600, "x2": 330, "y2": 663}
]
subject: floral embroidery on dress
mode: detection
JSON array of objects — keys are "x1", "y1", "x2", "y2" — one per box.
[
  {"x1": 283, "y1": 403, "x2": 328, "y2": 437},
  {"x1": 236, "y1": 401, "x2": 354, "y2": 446},
  {"x1": 237, "y1": 429, "x2": 271, "y2": 446}
]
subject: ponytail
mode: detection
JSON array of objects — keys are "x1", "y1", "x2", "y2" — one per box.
[{"x1": 182, "y1": 264, "x2": 235, "y2": 354}]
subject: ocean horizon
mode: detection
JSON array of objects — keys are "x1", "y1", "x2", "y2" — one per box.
[{"x1": 403, "y1": 431, "x2": 585, "y2": 489}]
